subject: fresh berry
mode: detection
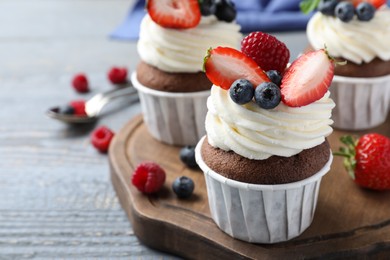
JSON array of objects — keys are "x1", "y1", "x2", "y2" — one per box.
[
  {"x1": 351, "y1": 0, "x2": 386, "y2": 9},
  {"x1": 356, "y1": 2, "x2": 376, "y2": 21},
  {"x1": 317, "y1": 0, "x2": 339, "y2": 16},
  {"x1": 204, "y1": 47, "x2": 270, "y2": 90},
  {"x1": 172, "y1": 176, "x2": 195, "y2": 199},
  {"x1": 335, "y1": 134, "x2": 390, "y2": 191},
  {"x1": 215, "y1": 0, "x2": 237, "y2": 22},
  {"x1": 108, "y1": 67, "x2": 128, "y2": 84},
  {"x1": 241, "y1": 31, "x2": 290, "y2": 73},
  {"x1": 132, "y1": 162, "x2": 166, "y2": 194},
  {"x1": 59, "y1": 105, "x2": 75, "y2": 115},
  {"x1": 335, "y1": 2, "x2": 355, "y2": 22},
  {"x1": 91, "y1": 126, "x2": 115, "y2": 153},
  {"x1": 280, "y1": 49, "x2": 334, "y2": 107},
  {"x1": 147, "y1": 0, "x2": 201, "y2": 29},
  {"x1": 229, "y1": 79, "x2": 255, "y2": 105},
  {"x1": 200, "y1": 0, "x2": 217, "y2": 16},
  {"x1": 69, "y1": 100, "x2": 87, "y2": 116},
  {"x1": 71, "y1": 73, "x2": 89, "y2": 93},
  {"x1": 254, "y1": 82, "x2": 281, "y2": 109},
  {"x1": 180, "y1": 146, "x2": 198, "y2": 168},
  {"x1": 266, "y1": 70, "x2": 282, "y2": 87}
]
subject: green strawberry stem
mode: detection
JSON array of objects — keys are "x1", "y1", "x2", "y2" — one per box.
[
  {"x1": 333, "y1": 135, "x2": 358, "y2": 180},
  {"x1": 203, "y1": 47, "x2": 212, "y2": 72}
]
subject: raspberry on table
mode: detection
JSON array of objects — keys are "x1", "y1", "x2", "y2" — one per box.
[
  {"x1": 108, "y1": 67, "x2": 128, "y2": 84},
  {"x1": 131, "y1": 162, "x2": 166, "y2": 194},
  {"x1": 72, "y1": 73, "x2": 89, "y2": 93},
  {"x1": 91, "y1": 126, "x2": 115, "y2": 153}
]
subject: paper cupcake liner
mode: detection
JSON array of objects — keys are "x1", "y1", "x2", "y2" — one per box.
[
  {"x1": 195, "y1": 136, "x2": 333, "y2": 244},
  {"x1": 330, "y1": 74, "x2": 390, "y2": 130},
  {"x1": 131, "y1": 72, "x2": 210, "y2": 146}
]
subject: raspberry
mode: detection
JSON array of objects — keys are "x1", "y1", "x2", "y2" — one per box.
[
  {"x1": 91, "y1": 126, "x2": 115, "y2": 153},
  {"x1": 69, "y1": 100, "x2": 87, "y2": 116},
  {"x1": 108, "y1": 67, "x2": 128, "y2": 84},
  {"x1": 132, "y1": 162, "x2": 166, "y2": 194},
  {"x1": 241, "y1": 32, "x2": 290, "y2": 74},
  {"x1": 72, "y1": 73, "x2": 89, "y2": 93}
]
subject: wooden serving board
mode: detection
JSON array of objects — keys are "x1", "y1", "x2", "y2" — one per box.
[{"x1": 109, "y1": 115, "x2": 390, "y2": 259}]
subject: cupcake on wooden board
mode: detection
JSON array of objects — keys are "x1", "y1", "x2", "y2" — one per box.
[
  {"x1": 195, "y1": 32, "x2": 336, "y2": 243},
  {"x1": 131, "y1": 0, "x2": 242, "y2": 146},
  {"x1": 305, "y1": 0, "x2": 390, "y2": 130}
]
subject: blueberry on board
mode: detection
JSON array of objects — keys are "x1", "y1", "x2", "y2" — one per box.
[
  {"x1": 215, "y1": 0, "x2": 236, "y2": 22},
  {"x1": 229, "y1": 79, "x2": 255, "y2": 105},
  {"x1": 172, "y1": 176, "x2": 195, "y2": 199},
  {"x1": 266, "y1": 70, "x2": 282, "y2": 87},
  {"x1": 356, "y1": 3, "x2": 375, "y2": 21},
  {"x1": 200, "y1": 0, "x2": 218, "y2": 16},
  {"x1": 318, "y1": 0, "x2": 339, "y2": 16},
  {"x1": 254, "y1": 82, "x2": 281, "y2": 109},
  {"x1": 180, "y1": 146, "x2": 198, "y2": 168},
  {"x1": 335, "y1": 2, "x2": 355, "y2": 22}
]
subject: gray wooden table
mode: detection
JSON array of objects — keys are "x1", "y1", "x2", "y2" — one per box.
[{"x1": 0, "y1": 0, "x2": 306, "y2": 258}]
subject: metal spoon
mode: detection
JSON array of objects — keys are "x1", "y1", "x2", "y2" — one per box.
[{"x1": 47, "y1": 85, "x2": 139, "y2": 124}]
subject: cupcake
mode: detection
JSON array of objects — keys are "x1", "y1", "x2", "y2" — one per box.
[
  {"x1": 306, "y1": 1, "x2": 390, "y2": 130},
  {"x1": 195, "y1": 32, "x2": 336, "y2": 243},
  {"x1": 131, "y1": 0, "x2": 242, "y2": 146}
]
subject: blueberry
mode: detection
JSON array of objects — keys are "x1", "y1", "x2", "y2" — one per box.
[
  {"x1": 215, "y1": 0, "x2": 236, "y2": 22},
  {"x1": 60, "y1": 105, "x2": 75, "y2": 115},
  {"x1": 317, "y1": 0, "x2": 339, "y2": 16},
  {"x1": 172, "y1": 176, "x2": 195, "y2": 199},
  {"x1": 335, "y1": 2, "x2": 355, "y2": 22},
  {"x1": 180, "y1": 146, "x2": 198, "y2": 168},
  {"x1": 266, "y1": 70, "x2": 282, "y2": 87},
  {"x1": 229, "y1": 79, "x2": 255, "y2": 104},
  {"x1": 200, "y1": 0, "x2": 218, "y2": 16},
  {"x1": 254, "y1": 82, "x2": 281, "y2": 109},
  {"x1": 356, "y1": 3, "x2": 375, "y2": 21}
]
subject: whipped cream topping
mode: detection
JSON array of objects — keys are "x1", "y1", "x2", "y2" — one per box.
[
  {"x1": 137, "y1": 15, "x2": 242, "y2": 73},
  {"x1": 307, "y1": 6, "x2": 390, "y2": 64},
  {"x1": 205, "y1": 86, "x2": 335, "y2": 160}
]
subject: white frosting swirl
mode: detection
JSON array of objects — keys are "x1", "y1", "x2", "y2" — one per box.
[
  {"x1": 205, "y1": 86, "x2": 335, "y2": 160},
  {"x1": 307, "y1": 7, "x2": 390, "y2": 64},
  {"x1": 137, "y1": 15, "x2": 242, "y2": 73}
]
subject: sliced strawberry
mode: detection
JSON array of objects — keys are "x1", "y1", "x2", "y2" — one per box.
[
  {"x1": 204, "y1": 47, "x2": 270, "y2": 90},
  {"x1": 350, "y1": 0, "x2": 386, "y2": 8},
  {"x1": 147, "y1": 0, "x2": 201, "y2": 29},
  {"x1": 280, "y1": 49, "x2": 334, "y2": 107}
]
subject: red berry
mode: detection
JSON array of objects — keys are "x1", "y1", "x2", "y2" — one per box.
[
  {"x1": 91, "y1": 126, "x2": 115, "y2": 153},
  {"x1": 280, "y1": 49, "x2": 334, "y2": 107},
  {"x1": 108, "y1": 67, "x2": 128, "y2": 84},
  {"x1": 351, "y1": 0, "x2": 386, "y2": 8},
  {"x1": 69, "y1": 100, "x2": 87, "y2": 116},
  {"x1": 72, "y1": 73, "x2": 89, "y2": 93},
  {"x1": 131, "y1": 162, "x2": 166, "y2": 194},
  {"x1": 241, "y1": 31, "x2": 290, "y2": 73},
  {"x1": 204, "y1": 47, "x2": 270, "y2": 90},
  {"x1": 355, "y1": 134, "x2": 390, "y2": 190},
  {"x1": 336, "y1": 134, "x2": 390, "y2": 191},
  {"x1": 147, "y1": 0, "x2": 201, "y2": 29}
]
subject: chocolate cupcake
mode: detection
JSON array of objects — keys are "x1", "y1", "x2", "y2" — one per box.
[{"x1": 132, "y1": 0, "x2": 242, "y2": 146}]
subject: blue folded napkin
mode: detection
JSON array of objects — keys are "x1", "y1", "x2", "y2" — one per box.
[{"x1": 110, "y1": 0, "x2": 389, "y2": 40}]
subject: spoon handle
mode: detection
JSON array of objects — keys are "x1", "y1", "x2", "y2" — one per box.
[{"x1": 85, "y1": 86, "x2": 138, "y2": 117}]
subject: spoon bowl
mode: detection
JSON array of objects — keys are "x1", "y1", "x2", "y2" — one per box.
[{"x1": 47, "y1": 85, "x2": 138, "y2": 124}]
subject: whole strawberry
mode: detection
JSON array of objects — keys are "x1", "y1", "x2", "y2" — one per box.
[
  {"x1": 241, "y1": 31, "x2": 290, "y2": 74},
  {"x1": 335, "y1": 134, "x2": 390, "y2": 190}
]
